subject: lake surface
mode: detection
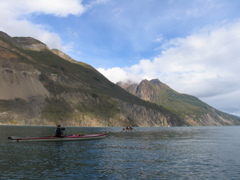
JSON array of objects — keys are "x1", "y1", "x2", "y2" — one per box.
[{"x1": 0, "y1": 126, "x2": 240, "y2": 179}]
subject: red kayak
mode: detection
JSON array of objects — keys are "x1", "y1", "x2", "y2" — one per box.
[{"x1": 8, "y1": 133, "x2": 107, "y2": 142}]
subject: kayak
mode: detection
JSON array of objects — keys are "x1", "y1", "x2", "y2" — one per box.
[
  {"x1": 123, "y1": 128, "x2": 134, "y2": 130},
  {"x1": 8, "y1": 133, "x2": 107, "y2": 142}
]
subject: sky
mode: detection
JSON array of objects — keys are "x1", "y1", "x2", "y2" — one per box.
[{"x1": 0, "y1": 0, "x2": 240, "y2": 116}]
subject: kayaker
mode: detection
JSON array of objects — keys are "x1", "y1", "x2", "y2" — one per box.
[{"x1": 54, "y1": 124, "x2": 65, "y2": 137}]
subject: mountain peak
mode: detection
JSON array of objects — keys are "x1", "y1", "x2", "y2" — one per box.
[
  {"x1": 0, "y1": 31, "x2": 48, "y2": 51},
  {"x1": 13, "y1": 37, "x2": 48, "y2": 51},
  {"x1": 150, "y1": 79, "x2": 163, "y2": 85},
  {"x1": 1, "y1": 30, "x2": 239, "y2": 127},
  {"x1": 0, "y1": 31, "x2": 12, "y2": 42}
]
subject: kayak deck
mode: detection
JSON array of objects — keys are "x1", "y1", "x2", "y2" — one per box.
[{"x1": 8, "y1": 133, "x2": 107, "y2": 142}]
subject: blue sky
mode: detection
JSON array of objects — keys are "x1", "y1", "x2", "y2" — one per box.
[{"x1": 1, "y1": 0, "x2": 240, "y2": 116}]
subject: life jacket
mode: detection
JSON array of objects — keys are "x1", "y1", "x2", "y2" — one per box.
[{"x1": 55, "y1": 128, "x2": 62, "y2": 137}]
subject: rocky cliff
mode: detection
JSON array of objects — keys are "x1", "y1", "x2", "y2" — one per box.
[
  {"x1": 0, "y1": 31, "x2": 185, "y2": 127},
  {"x1": 117, "y1": 79, "x2": 240, "y2": 126},
  {"x1": 0, "y1": 31, "x2": 239, "y2": 126}
]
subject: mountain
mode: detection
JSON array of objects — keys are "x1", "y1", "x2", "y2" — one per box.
[
  {"x1": 0, "y1": 31, "x2": 184, "y2": 127},
  {"x1": 0, "y1": 31, "x2": 239, "y2": 127},
  {"x1": 117, "y1": 79, "x2": 240, "y2": 126}
]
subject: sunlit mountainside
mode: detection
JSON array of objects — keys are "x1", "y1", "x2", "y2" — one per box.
[{"x1": 0, "y1": 31, "x2": 239, "y2": 126}]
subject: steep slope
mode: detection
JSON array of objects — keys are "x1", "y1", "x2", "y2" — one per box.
[
  {"x1": 0, "y1": 31, "x2": 183, "y2": 127},
  {"x1": 117, "y1": 79, "x2": 240, "y2": 126}
]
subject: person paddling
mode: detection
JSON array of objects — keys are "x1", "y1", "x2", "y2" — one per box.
[{"x1": 54, "y1": 124, "x2": 65, "y2": 137}]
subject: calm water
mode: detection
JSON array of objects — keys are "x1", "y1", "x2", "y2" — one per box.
[{"x1": 0, "y1": 126, "x2": 240, "y2": 179}]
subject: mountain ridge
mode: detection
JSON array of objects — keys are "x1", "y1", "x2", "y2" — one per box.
[
  {"x1": 0, "y1": 31, "x2": 183, "y2": 127},
  {"x1": 0, "y1": 31, "x2": 239, "y2": 126},
  {"x1": 117, "y1": 79, "x2": 239, "y2": 126}
]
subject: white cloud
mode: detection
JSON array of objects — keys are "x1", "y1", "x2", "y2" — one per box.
[
  {"x1": 98, "y1": 67, "x2": 129, "y2": 82},
  {"x1": 154, "y1": 34, "x2": 165, "y2": 43},
  {"x1": 1, "y1": 0, "x2": 85, "y2": 17},
  {"x1": 98, "y1": 21, "x2": 240, "y2": 115},
  {"x1": 201, "y1": 89, "x2": 240, "y2": 116},
  {"x1": 0, "y1": 0, "x2": 86, "y2": 51}
]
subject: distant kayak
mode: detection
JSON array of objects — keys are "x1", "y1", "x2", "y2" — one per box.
[
  {"x1": 8, "y1": 133, "x2": 107, "y2": 142},
  {"x1": 123, "y1": 128, "x2": 134, "y2": 130}
]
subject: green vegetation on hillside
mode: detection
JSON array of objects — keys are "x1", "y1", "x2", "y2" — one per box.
[{"x1": 1, "y1": 31, "x2": 239, "y2": 126}]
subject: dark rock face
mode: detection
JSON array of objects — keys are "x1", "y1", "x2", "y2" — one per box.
[
  {"x1": 0, "y1": 31, "x2": 239, "y2": 126},
  {"x1": 117, "y1": 79, "x2": 240, "y2": 126},
  {"x1": 0, "y1": 31, "x2": 184, "y2": 126}
]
